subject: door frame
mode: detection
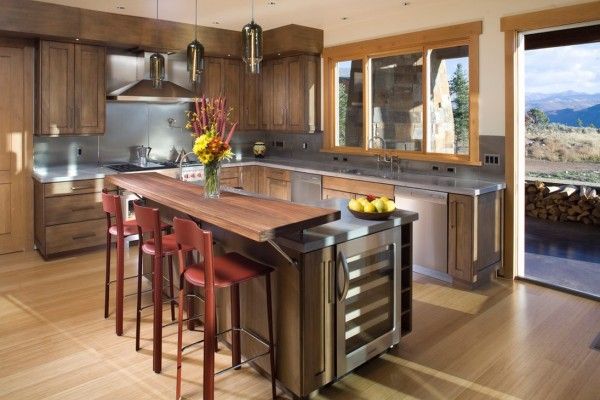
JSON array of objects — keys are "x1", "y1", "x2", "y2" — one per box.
[
  {"x1": 500, "y1": 1, "x2": 600, "y2": 278},
  {"x1": 0, "y1": 37, "x2": 35, "y2": 252}
]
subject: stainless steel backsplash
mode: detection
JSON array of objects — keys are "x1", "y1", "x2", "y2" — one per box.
[{"x1": 34, "y1": 102, "x2": 194, "y2": 167}]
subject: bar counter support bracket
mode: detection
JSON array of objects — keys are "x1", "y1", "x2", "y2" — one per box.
[{"x1": 267, "y1": 240, "x2": 298, "y2": 268}]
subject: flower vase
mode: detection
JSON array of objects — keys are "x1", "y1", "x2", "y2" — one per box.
[{"x1": 203, "y1": 162, "x2": 221, "y2": 199}]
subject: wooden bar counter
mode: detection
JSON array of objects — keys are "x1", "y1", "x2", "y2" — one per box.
[{"x1": 107, "y1": 172, "x2": 418, "y2": 399}]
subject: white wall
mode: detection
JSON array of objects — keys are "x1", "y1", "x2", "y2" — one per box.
[{"x1": 323, "y1": 0, "x2": 588, "y2": 138}]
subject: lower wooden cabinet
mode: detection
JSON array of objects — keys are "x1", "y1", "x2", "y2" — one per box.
[
  {"x1": 220, "y1": 166, "x2": 242, "y2": 188},
  {"x1": 448, "y1": 191, "x2": 503, "y2": 283},
  {"x1": 263, "y1": 168, "x2": 291, "y2": 201},
  {"x1": 34, "y1": 178, "x2": 115, "y2": 258},
  {"x1": 322, "y1": 176, "x2": 394, "y2": 200}
]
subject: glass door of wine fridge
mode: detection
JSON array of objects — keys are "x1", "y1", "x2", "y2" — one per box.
[{"x1": 335, "y1": 227, "x2": 402, "y2": 376}]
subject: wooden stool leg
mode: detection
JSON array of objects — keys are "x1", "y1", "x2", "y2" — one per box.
[
  {"x1": 168, "y1": 255, "x2": 176, "y2": 322},
  {"x1": 231, "y1": 283, "x2": 241, "y2": 369},
  {"x1": 115, "y1": 237, "x2": 125, "y2": 336},
  {"x1": 175, "y1": 280, "x2": 186, "y2": 400},
  {"x1": 203, "y1": 286, "x2": 216, "y2": 400},
  {"x1": 135, "y1": 248, "x2": 143, "y2": 351},
  {"x1": 104, "y1": 232, "x2": 111, "y2": 319},
  {"x1": 266, "y1": 274, "x2": 277, "y2": 399}
]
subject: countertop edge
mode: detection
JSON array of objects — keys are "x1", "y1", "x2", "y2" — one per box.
[{"x1": 33, "y1": 160, "x2": 506, "y2": 195}]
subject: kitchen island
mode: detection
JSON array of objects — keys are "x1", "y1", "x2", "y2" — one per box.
[{"x1": 107, "y1": 172, "x2": 418, "y2": 399}]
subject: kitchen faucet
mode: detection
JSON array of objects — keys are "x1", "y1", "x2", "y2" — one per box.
[
  {"x1": 369, "y1": 135, "x2": 393, "y2": 172},
  {"x1": 177, "y1": 150, "x2": 196, "y2": 180}
]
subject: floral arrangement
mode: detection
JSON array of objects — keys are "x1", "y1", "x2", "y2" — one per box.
[
  {"x1": 186, "y1": 96, "x2": 237, "y2": 198},
  {"x1": 186, "y1": 96, "x2": 237, "y2": 165}
]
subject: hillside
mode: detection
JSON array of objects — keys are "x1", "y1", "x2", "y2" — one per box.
[
  {"x1": 526, "y1": 91, "x2": 600, "y2": 112},
  {"x1": 547, "y1": 104, "x2": 600, "y2": 127}
]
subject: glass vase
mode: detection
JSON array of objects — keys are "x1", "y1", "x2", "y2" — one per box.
[{"x1": 203, "y1": 161, "x2": 221, "y2": 199}]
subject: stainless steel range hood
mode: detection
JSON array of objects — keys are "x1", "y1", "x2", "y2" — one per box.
[{"x1": 107, "y1": 51, "x2": 198, "y2": 103}]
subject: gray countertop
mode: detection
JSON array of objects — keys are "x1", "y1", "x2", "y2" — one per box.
[
  {"x1": 275, "y1": 198, "x2": 419, "y2": 253},
  {"x1": 33, "y1": 157, "x2": 505, "y2": 195}
]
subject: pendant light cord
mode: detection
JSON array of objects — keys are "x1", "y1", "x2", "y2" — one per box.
[
  {"x1": 251, "y1": 0, "x2": 254, "y2": 23},
  {"x1": 156, "y1": 0, "x2": 159, "y2": 20},
  {"x1": 195, "y1": 0, "x2": 198, "y2": 40}
]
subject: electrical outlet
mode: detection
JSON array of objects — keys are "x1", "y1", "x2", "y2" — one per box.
[
  {"x1": 76, "y1": 147, "x2": 82, "y2": 157},
  {"x1": 302, "y1": 142, "x2": 308, "y2": 149},
  {"x1": 275, "y1": 141, "x2": 284, "y2": 148},
  {"x1": 446, "y1": 166, "x2": 456, "y2": 174},
  {"x1": 432, "y1": 165, "x2": 440, "y2": 171},
  {"x1": 333, "y1": 156, "x2": 339, "y2": 161},
  {"x1": 484, "y1": 153, "x2": 500, "y2": 165}
]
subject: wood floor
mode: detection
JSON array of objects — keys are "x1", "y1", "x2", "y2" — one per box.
[{"x1": 0, "y1": 247, "x2": 598, "y2": 400}]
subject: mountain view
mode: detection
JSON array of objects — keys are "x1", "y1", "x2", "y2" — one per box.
[{"x1": 525, "y1": 91, "x2": 600, "y2": 127}]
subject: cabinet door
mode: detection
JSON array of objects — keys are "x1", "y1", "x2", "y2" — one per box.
[
  {"x1": 287, "y1": 56, "x2": 305, "y2": 131},
  {"x1": 266, "y1": 178, "x2": 291, "y2": 201},
  {"x1": 74, "y1": 45, "x2": 105, "y2": 134},
  {"x1": 448, "y1": 194, "x2": 474, "y2": 281},
  {"x1": 242, "y1": 71, "x2": 260, "y2": 130},
  {"x1": 259, "y1": 61, "x2": 272, "y2": 130},
  {"x1": 223, "y1": 59, "x2": 242, "y2": 125},
  {"x1": 241, "y1": 165, "x2": 259, "y2": 193},
  {"x1": 301, "y1": 247, "x2": 335, "y2": 394},
  {"x1": 40, "y1": 41, "x2": 74, "y2": 135},
  {"x1": 201, "y1": 57, "x2": 224, "y2": 99},
  {"x1": 271, "y1": 59, "x2": 288, "y2": 130}
]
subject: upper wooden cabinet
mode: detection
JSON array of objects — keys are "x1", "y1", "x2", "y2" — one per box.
[
  {"x1": 261, "y1": 55, "x2": 320, "y2": 133},
  {"x1": 200, "y1": 57, "x2": 244, "y2": 129},
  {"x1": 37, "y1": 41, "x2": 105, "y2": 135},
  {"x1": 241, "y1": 71, "x2": 260, "y2": 130}
]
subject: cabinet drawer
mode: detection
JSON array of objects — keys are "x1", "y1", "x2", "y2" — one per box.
[
  {"x1": 265, "y1": 168, "x2": 290, "y2": 182},
  {"x1": 44, "y1": 178, "x2": 114, "y2": 197},
  {"x1": 323, "y1": 176, "x2": 393, "y2": 199},
  {"x1": 45, "y1": 219, "x2": 106, "y2": 254},
  {"x1": 220, "y1": 166, "x2": 240, "y2": 179},
  {"x1": 45, "y1": 192, "x2": 106, "y2": 225}
]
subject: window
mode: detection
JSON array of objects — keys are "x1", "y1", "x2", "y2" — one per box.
[{"x1": 324, "y1": 23, "x2": 481, "y2": 165}]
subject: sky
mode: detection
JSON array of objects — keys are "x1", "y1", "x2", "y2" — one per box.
[{"x1": 525, "y1": 42, "x2": 600, "y2": 94}]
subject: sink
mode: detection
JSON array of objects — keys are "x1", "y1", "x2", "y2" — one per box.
[{"x1": 337, "y1": 168, "x2": 362, "y2": 175}]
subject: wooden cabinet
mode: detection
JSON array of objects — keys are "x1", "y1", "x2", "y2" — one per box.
[
  {"x1": 34, "y1": 178, "x2": 115, "y2": 258},
  {"x1": 241, "y1": 71, "x2": 260, "y2": 130},
  {"x1": 240, "y1": 165, "x2": 260, "y2": 193},
  {"x1": 259, "y1": 62, "x2": 273, "y2": 130},
  {"x1": 201, "y1": 57, "x2": 224, "y2": 100},
  {"x1": 223, "y1": 59, "x2": 242, "y2": 124},
  {"x1": 322, "y1": 176, "x2": 394, "y2": 200},
  {"x1": 264, "y1": 168, "x2": 291, "y2": 201},
  {"x1": 261, "y1": 55, "x2": 320, "y2": 132},
  {"x1": 448, "y1": 191, "x2": 503, "y2": 283},
  {"x1": 37, "y1": 40, "x2": 105, "y2": 135},
  {"x1": 220, "y1": 166, "x2": 242, "y2": 188}
]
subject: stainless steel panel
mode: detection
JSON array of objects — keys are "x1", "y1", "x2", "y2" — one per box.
[
  {"x1": 395, "y1": 187, "x2": 448, "y2": 274},
  {"x1": 291, "y1": 172, "x2": 322, "y2": 204}
]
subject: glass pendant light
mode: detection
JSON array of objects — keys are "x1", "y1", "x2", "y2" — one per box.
[
  {"x1": 242, "y1": 0, "x2": 263, "y2": 74},
  {"x1": 150, "y1": 0, "x2": 165, "y2": 88},
  {"x1": 187, "y1": 0, "x2": 204, "y2": 84}
]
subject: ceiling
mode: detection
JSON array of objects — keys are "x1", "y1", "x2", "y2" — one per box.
[{"x1": 36, "y1": 0, "x2": 436, "y2": 33}]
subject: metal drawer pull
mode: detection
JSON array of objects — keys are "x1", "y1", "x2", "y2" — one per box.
[
  {"x1": 71, "y1": 206, "x2": 95, "y2": 212},
  {"x1": 72, "y1": 233, "x2": 96, "y2": 240},
  {"x1": 71, "y1": 185, "x2": 94, "y2": 190}
]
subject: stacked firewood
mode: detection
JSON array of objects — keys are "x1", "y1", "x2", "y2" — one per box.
[{"x1": 525, "y1": 181, "x2": 600, "y2": 225}]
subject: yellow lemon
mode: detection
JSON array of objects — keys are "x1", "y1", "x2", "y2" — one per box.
[
  {"x1": 363, "y1": 203, "x2": 376, "y2": 213},
  {"x1": 371, "y1": 198, "x2": 385, "y2": 213},
  {"x1": 348, "y1": 199, "x2": 363, "y2": 212},
  {"x1": 380, "y1": 196, "x2": 389, "y2": 203},
  {"x1": 384, "y1": 200, "x2": 396, "y2": 212}
]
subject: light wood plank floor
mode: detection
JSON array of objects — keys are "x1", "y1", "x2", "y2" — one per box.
[{"x1": 0, "y1": 247, "x2": 598, "y2": 400}]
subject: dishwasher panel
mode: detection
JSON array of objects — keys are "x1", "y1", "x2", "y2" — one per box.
[
  {"x1": 291, "y1": 172, "x2": 322, "y2": 204},
  {"x1": 394, "y1": 187, "x2": 448, "y2": 274}
]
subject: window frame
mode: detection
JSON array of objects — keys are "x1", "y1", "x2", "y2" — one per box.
[{"x1": 323, "y1": 22, "x2": 482, "y2": 165}]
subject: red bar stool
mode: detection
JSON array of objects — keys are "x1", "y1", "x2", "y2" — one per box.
[
  {"x1": 173, "y1": 217, "x2": 277, "y2": 400},
  {"x1": 133, "y1": 201, "x2": 193, "y2": 373},
  {"x1": 102, "y1": 190, "x2": 170, "y2": 336}
]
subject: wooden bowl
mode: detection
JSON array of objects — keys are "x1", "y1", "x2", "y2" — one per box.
[{"x1": 348, "y1": 207, "x2": 395, "y2": 220}]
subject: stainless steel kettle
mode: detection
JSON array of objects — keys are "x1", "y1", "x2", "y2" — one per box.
[{"x1": 136, "y1": 145, "x2": 152, "y2": 166}]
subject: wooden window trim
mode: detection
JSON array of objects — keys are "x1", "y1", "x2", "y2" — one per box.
[
  {"x1": 323, "y1": 21, "x2": 482, "y2": 165},
  {"x1": 501, "y1": 1, "x2": 600, "y2": 279}
]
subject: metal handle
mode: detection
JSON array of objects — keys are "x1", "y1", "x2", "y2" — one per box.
[
  {"x1": 71, "y1": 206, "x2": 95, "y2": 212},
  {"x1": 449, "y1": 200, "x2": 456, "y2": 229},
  {"x1": 72, "y1": 232, "x2": 96, "y2": 240},
  {"x1": 337, "y1": 251, "x2": 350, "y2": 302},
  {"x1": 327, "y1": 260, "x2": 334, "y2": 304},
  {"x1": 71, "y1": 185, "x2": 93, "y2": 191}
]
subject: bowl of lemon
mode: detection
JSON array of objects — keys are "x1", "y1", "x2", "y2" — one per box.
[{"x1": 347, "y1": 195, "x2": 396, "y2": 220}]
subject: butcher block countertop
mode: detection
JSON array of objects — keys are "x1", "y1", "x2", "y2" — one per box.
[{"x1": 106, "y1": 172, "x2": 341, "y2": 242}]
